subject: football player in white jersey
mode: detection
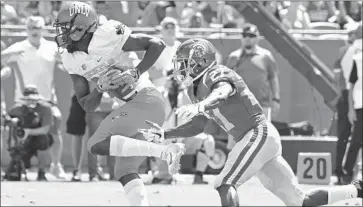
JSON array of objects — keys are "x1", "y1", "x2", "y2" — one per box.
[{"x1": 54, "y1": 2, "x2": 185, "y2": 206}]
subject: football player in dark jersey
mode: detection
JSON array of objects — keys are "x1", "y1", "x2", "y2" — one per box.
[{"x1": 140, "y1": 38, "x2": 362, "y2": 206}]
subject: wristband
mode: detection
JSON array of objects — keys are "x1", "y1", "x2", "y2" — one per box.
[{"x1": 197, "y1": 103, "x2": 205, "y2": 113}]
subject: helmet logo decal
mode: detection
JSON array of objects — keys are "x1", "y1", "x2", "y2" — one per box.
[
  {"x1": 192, "y1": 43, "x2": 206, "y2": 58},
  {"x1": 69, "y1": 4, "x2": 90, "y2": 17},
  {"x1": 115, "y1": 23, "x2": 126, "y2": 35}
]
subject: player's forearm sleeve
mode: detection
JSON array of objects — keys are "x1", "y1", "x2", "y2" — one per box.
[{"x1": 164, "y1": 115, "x2": 207, "y2": 139}]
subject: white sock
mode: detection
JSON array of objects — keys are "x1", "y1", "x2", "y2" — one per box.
[
  {"x1": 327, "y1": 185, "x2": 358, "y2": 204},
  {"x1": 109, "y1": 135, "x2": 166, "y2": 158},
  {"x1": 124, "y1": 179, "x2": 149, "y2": 206}
]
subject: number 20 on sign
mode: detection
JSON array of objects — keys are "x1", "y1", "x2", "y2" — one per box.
[{"x1": 297, "y1": 153, "x2": 332, "y2": 185}]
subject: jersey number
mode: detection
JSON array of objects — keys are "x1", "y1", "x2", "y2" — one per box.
[{"x1": 211, "y1": 108, "x2": 235, "y2": 131}]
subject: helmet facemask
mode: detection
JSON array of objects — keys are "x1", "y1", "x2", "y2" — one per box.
[
  {"x1": 172, "y1": 47, "x2": 216, "y2": 87},
  {"x1": 53, "y1": 14, "x2": 96, "y2": 53}
]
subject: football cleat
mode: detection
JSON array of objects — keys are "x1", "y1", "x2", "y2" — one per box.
[{"x1": 161, "y1": 143, "x2": 185, "y2": 175}]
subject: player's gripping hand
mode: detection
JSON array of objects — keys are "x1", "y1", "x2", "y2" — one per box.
[
  {"x1": 175, "y1": 103, "x2": 205, "y2": 120},
  {"x1": 138, "y1": 120, "x2": 165, "y2": 143},
  {"x1": 109, "y1": 68, "x2": 140, "y2": 86},
  {"x1": 97, "y1": 68, "x2": 140, "y2": 92},
  {"x1": 97, "y1": 70, "x2": 120, "y2": 92}
]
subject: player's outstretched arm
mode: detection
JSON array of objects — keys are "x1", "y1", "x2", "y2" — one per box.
[
  {"x1": 70, "y1": 74, "x2": 103, "y2": 112},
  {"x1": 198, "y1": 81, "x2": 234, "y2": 111},
  {"x1": 122, "y1": 33, "x2": 166, "y2": 75},
  {"x1": 164, "y1": 115, "x2": 209, "y2": 139}
]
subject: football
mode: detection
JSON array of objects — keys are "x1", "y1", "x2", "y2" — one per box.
[
  {"x1": 93, "y1": 66, "x2": 139, "y2": 101},
  {"x1": 107, "y1": 83, "x2": 136, "y2": 101},
  {"x1": 107, "y1": 68, "x2": 138, "y2": 101}
]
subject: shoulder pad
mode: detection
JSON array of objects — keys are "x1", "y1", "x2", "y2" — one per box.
[{"x1": 90, "y1": 20, "x2": 132, "y2": 54}]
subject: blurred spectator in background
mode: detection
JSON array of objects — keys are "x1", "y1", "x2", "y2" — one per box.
[
  {"x1": 6, "y1": 85, "x2": 54, "y2": 181},
  {"x1": 179, "y1": 2, "x2": 207, "y2": 28},
  {"x1": 1, "y1": 1, "x2": 18, "y2": 24},
  {"x1": 334, "y1": 23, "x2": 362, "y2": 185},
  {"x1": 341, "y1": 1, "x2": 362, "y2": 23},
  {"x1": 294, "y1": 1, "x2": 335, "y2": 29},
  {"x1": 149, "y1": 17, "x2": 181, "y2": 90},
  {"x1": 94, "y1": 1, "x2": 108, "y2": 25},
  {"x1": 37, "y1": 1, "x2": 54, "y2": 25},
  {"x1": 208, "y1": 21, "x2": 238, "y2": 38},
  {"x1": 294, "y1": 1, "x2": 361, "y2": 30},
  {"x1": 227, "y1": 24, "x2": 280, "y2": 121},
  {"x1": 140, "y1": 1, "x2": 179, "y2": 27},
  {"x1": 184, "y1": 12, "x2": 208, "y2": 36},
  {"x1": 328, "y1": 1, "x2": 360, "y2": 30},
  {"x1": 1, "y1": 40, "x2": 11, "y2": 179},
  {"x1": 193, "y1": 1, "x2": 216, "y2": 24},
  {"x1": 210, "y1": 1, "x2": 243, "y2": 27},
  {"x1": 66, "y1": 92, "x2": 106, "y2": 182},
  {"x1": 303, "y1": 1, "x2": 336, "y2": 23},
  {"x1": 1, "y1": 16, "x2": 66, "y2": 179},
  {"x1": 66, "y1": 93, "x2": 87, "y2": 181},
  {"x1": 347, "y1": 48, "x2": 362, "y2": 183},
  {"x1": 342, "y1": 23, "x2": 362, "y2": 183},
  {"x1": 263, "y1": 1, "x2": 292, "y2": 30},
  {"x1": 94, "y1": 1, "x2": 142, "y2": 27}
]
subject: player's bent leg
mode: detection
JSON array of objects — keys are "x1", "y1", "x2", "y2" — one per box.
[
  {"x1": 214, "y1": 122, "x2": 281, "y2": 206},
  {"x1": 115, "y1": 156, "x2": 149, "y2": 206},
  {"x1": 87, "y1": 88, "x2": 185, "y2": 174},
  {"x1": 87, "y1": 88, "x2": 165, "y2": 156},
  {"x1": 256, "y1": 155, "x2": 305, "y2": 206}
]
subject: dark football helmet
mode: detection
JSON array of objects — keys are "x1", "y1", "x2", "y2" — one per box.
[
  {"x1": 173, "y1": 38, "x2": 217, "y2": 86},
  {"x1": 53, "y1": 1, "x2": 98, "y2": 52}
]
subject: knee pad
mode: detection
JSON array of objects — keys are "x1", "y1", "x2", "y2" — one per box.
[{"x1": 201, "y1": 134, "x2": 215, "y2": 157}]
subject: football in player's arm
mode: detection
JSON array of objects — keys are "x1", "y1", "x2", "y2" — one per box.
[{"x1": 71, "y1": 33, "x2": 166, "y2": 112}]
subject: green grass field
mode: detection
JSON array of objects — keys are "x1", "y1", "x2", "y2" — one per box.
[{"x1": 1, "y1": 173, "x2": 362, "y2": 206}]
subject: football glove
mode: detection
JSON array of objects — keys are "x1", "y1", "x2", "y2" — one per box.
[
  {"x1": 97, "y1": 68, "x2": 140, "y2": 92},
  {"x1": 97, "y1": 70, "x2": 120, "y2": 92},
  {"x1": 109, "y1": 68, "x2": 140, "y2": 86},
  {"x1": 175, "y1": 103, "x2": 205, "y2": 120},
  {"x1": 138, "y1": 120, "x2": 165, "y2": 143}
]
